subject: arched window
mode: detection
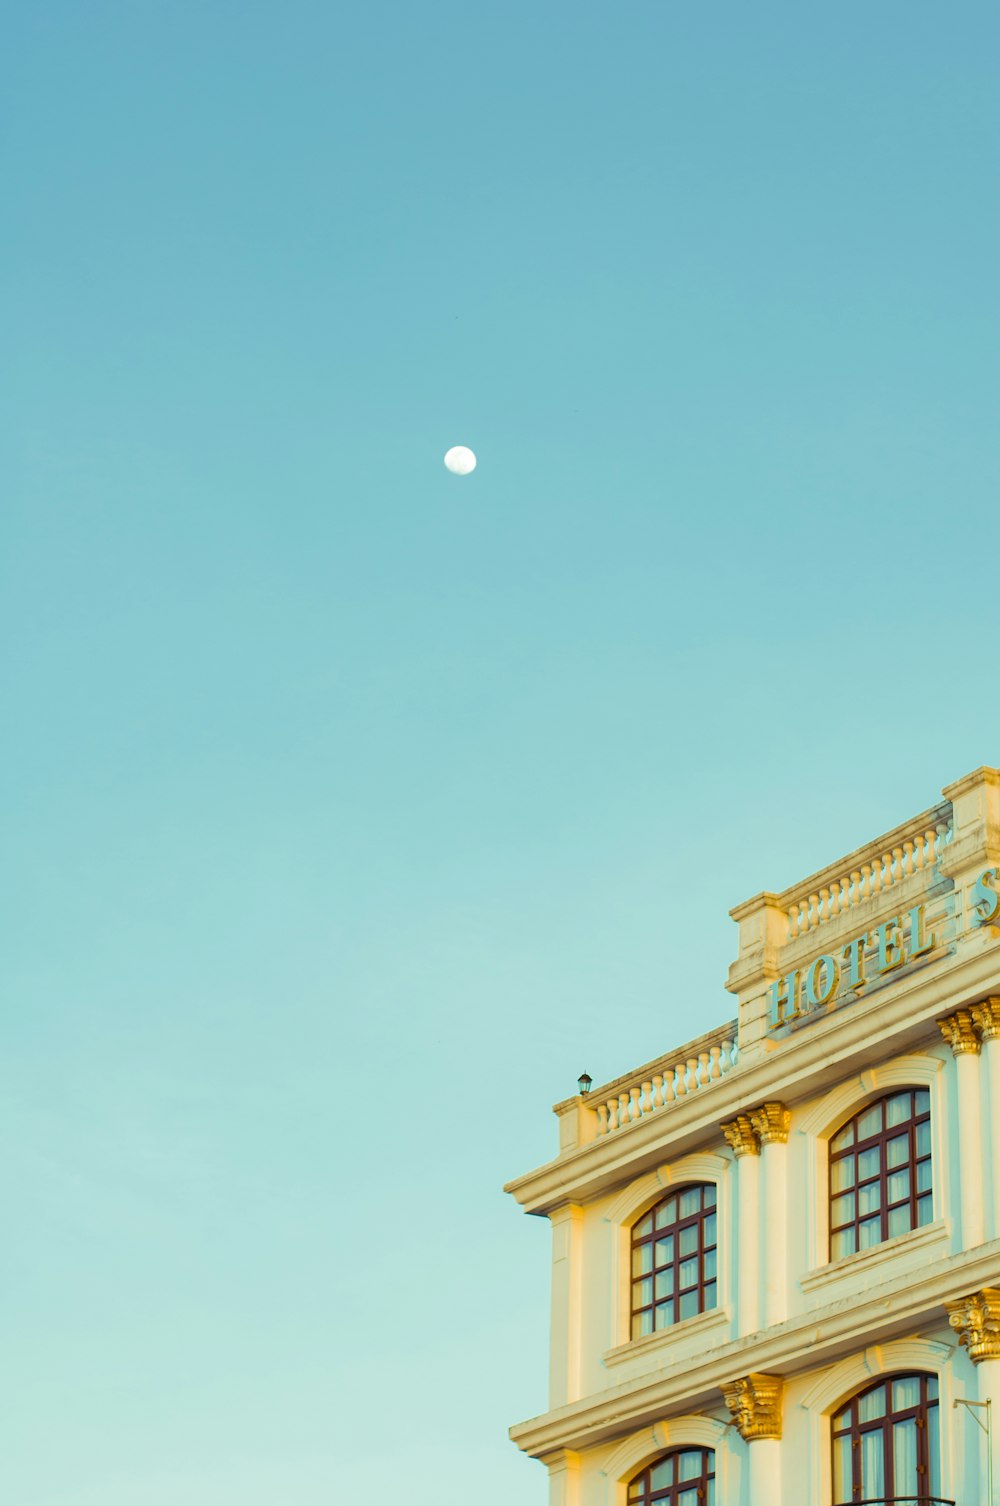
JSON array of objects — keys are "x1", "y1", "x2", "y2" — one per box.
[
  {"x1": 628, "y1": 1448, "x2": 715, "y2": 1505},
  {"x1": 829, "y1": 1089, "x2": 932, "y2": 1260},
  {"x1": 631, "y1": 1183, "x2": 717, "y2": 1340},
  {"x1": 831, "y1": 1372, "x2": 942, "y2": 1504}
]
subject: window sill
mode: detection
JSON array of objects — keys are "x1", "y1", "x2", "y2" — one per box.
[
  {"x1": 800, "y1": 1218, "x2": 950, "y2": 1293},
  {"x1": 603, "y1": 1304, "x2": 732, "y2": 1367}
]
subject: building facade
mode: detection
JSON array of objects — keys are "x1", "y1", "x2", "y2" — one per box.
[{"x1": 506, "y1": 767, "x2": 1000, "y2": 1506}]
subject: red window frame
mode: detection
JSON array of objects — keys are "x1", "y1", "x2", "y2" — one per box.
[
  {"x1": 630, "y1": 1183, "x2": 717, "y2": 1340},
  {"x1": 831, "y1": 1371, "x2": 944, "y2": 1504},
  {"x1": 829, "y1": 1089, "x2": 932, "y2": 1261}
]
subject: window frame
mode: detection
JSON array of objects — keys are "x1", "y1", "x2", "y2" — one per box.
[
  {"x1": 828, "y1": 1088, "x2": 932, "y2": 1261},
  {"x1": 830, "y1": 1370, "x2": 942, "y2": 1505},
  {"x1": 629, "y1": 1182, "x2": 718, "y2": 1341},
  {"x1": 627, "y1": 1447, "x2": 715, "y2": 1506}
]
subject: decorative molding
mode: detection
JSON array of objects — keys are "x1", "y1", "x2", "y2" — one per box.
[
  {"x1": 600, "y1": 1415, "x2": 727, "y2": 1483},
  {"x1": 938, "y1": 1009, "x2": 982, "y2": 1056},
  {"x1": 947, "y1": 1288, "x2": 1000, "y2": 1363},
  {"x1": 970, "y1": 997, "x2": 1000, "y2": 1042},
  {"x1": 748, "y1": 1101, "x2": 790, "y2": 1145},
  {"x1": 722, "y1": 1372, "x2": 784, "y2": 1440},
  {"x1": 799, "y1": 1219, "x2": 950, "y2": 1293},
  {"x1": 798, "y1": 1336, "x2": 954, "y2": 1414},
  {"x1": 720, "y1": 1114, "x2": 760, "y2": 1158},
  {"x1": 603, "y1": 1154, "x2": 728, "y2": 1228},
  {"x1": 795, "y1": 1054, "x2": 941, "y2": 1139}
]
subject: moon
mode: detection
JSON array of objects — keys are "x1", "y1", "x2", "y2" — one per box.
[{"x1": 444, "y1": 445, "x2": 477, "y2": 476}]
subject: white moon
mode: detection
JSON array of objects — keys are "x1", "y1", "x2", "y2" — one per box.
[{"x1": 444, "y1": 445, "x2": 477, "y2": 475}]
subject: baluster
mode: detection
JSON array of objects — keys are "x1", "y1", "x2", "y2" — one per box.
[
  {"x1": 618, "y1": 1092, "x2": 630, "y2": 1126},
  {"x1": 871, "y1": 858, "x2": 883, "y2": 895},
  {"x1": 860, "y1": 863, "x2": 871, "y2": 900},
  {"x1": 892, "y1": 846, "x2": 904, "y2": 883},
  {"x1": 640, "y1": 1080, "x2": 653, "y2": 1114},
  {"x1": 652, "y1": 1074, "x2": 664, "y2": 1109},
  {"x1": 709, "y1": 1044, "x2": 722, "y2": 1079},
  {"x1": 629, "y1": 1086, "x2": 642, "y2": 1121},
  {"x1": 787, "y1": 905, "x2": 799, "y2": 940},
  {"x1": 819, "y1": 886, "x2": 830, "y2": 921},
  {"x1": 720, "y1": 1039, "x2": 733, "y2": 1073},
  {"x1": 903, "y1": 839, "x2": 914, "y2": 875},
  {"x1": 914, "y1": 833, "x2": 926, "y2": 869},
  {"x1": 924, "y1": 827, "x2": 937, "y2": 869},
  {"x1": 849, "y1": 872, "x2": 861, "y2": 911},
  {"x1": 596, "y1": 1103, "x2": 609, "y2": 1135},
  {"x1": 673, "y1": 1064, "x2": 687, "y2": 1097},
  {"x1": 936, "y1": 821, "x2": 950, "y2": 855},
  {"x1": 686, "y1": 1057, "x2": 699, "y2": 1091},
  {"x1": 808, "y1": 893, "x2": 820, "y2": 927},
  {"x1": 830, "y1": 881, "x2": 840, "y2": 917},
  {"x1": 663, "y1": 1070, "x2": 676, "y2": 1104},
  {"x1": 605, "y1": 1098, "x2": 618, "y2": 1131},
  {"x1": 698, "y1": 1051, "x2": 710, "y2": 1085}
]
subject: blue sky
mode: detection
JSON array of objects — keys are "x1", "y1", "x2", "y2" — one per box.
[{"x1": 3, "y1": 3, "x2": 999, "y2": 1502}]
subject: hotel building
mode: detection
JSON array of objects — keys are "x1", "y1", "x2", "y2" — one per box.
[{"x1": 506, "y1": 767, "x2": 1000, "y2": 1506}]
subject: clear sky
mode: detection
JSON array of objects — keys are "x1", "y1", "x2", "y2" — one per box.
[{"x1": 3, "y1": 4, "x2": 999, "y2": 1503}]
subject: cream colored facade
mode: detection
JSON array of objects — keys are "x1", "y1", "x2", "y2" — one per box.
[{"x1": 506, "y1": 767, "x2": 1000, "y2": 1506}]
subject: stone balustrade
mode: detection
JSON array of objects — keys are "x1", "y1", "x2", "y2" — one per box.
[
  {"x1": 591, "y1": 1024, "x2": 739, "y2": 1137},
  {"x1": 782, "y1": 802, "x2": 953, "y2": 942}
]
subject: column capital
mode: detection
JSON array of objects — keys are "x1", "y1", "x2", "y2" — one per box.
[
  {"x1": 749, "y1": 1101, "x2": 790, "y2": 1145},
  {"x1": 721, "y1": 1114, "x2": 761, "y2": 1157},
  {"x1": 971, "y1": 997, "x2": 1000, "y2": 1042},
  {"x1": 723, "y1": 1372, "x2": 784, "y2": 1440},
  {"x1": 939, "y1": 1009, "x2": 982, "y2": 1056},
  {"x1": 947, "y1": 1288, "x2": 1000, "y2": 1363}
]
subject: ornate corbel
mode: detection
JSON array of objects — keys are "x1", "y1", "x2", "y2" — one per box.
[
  {"x1": 970, "y1": 997, "x2": 1000, "y2": 1043},
  {"x1": 748, "y1": 1101, "x2": 790, "y2": 1145},
  {"x1": 723, "y1": 1372, "x2": 784, "y2": 1440},
  {"x1": 938, "y1": 1010, "x2": 982, "y2": 1056},
  {"x1": 947, "y1": 1288, "x2": 1000, "y2": 1362},
  {"x1": 721, "y1": 1114, "x2": 760, "y2": 1158}
]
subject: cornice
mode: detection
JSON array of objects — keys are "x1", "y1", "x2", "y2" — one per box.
[
  {"x1": 509, "y1": 1236, "x2": 1000, "y2": 1458},
  {"x1": 505, "y1": 939, "x2": 1000, "y2": 1216}
]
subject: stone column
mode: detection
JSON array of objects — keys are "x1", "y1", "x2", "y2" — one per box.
[
  {"x1": 723, "y1": 1372, "x2": 784, "y2": 1505},
  {"x1": 939, "y1": 1009, "x2": 985, "y2": 1249},
  {"x1": 721, "y1": 1114, "x2": 761, "y2": 1336},
  {"x1": 947, "y1": 1289, "x2": 1000, "y2": 1506},
  {"x1": 750, "y1": 1101, "x2": 791, "y2": 1328},
  {"x1": 548, "y1": 1205, "x2": 583, "y2": 1408},
  {"x1": 971, "y1": 999, "x2": 1000, "y2": 1241}
]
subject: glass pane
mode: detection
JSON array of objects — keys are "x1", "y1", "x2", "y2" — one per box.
[
  {"x1": 859, "y1": 1215, "x2": 881, "y2": 1250},
  {"x1": 831, "y1": 1192, "x2": 856, "y2": 1227},
  {"x1": 634, "y1": 1277, "x2": 653, "y2": 1307},
  {"x1": 655, "y1": 1271, "x2": 673, "y2": 1300},
  {"x1": 857, "y1": 1103, "x2": 883, "y2": 1140},
  {"x1": 887, "y1": 1168, "x2": 911, "y2": 1204},
  {"x1": 858, "y1": 1384, "x2": 886, "y2": 1421},
  {"x1": 628, "y1": 1485, "x2": 642, "y2": 1504},
  {"x1": 886, "y1": 1132, "x2": 909, "y2": 1168},
  {"x1": 650, "y1": 1455, "x2": 674, "y2": 1487},
  {"x1": 916, "y1": 1120, "x2": 931, "y2": 1158},
  {"x1": 892, "y1": 1417, "x2": 918, "y2": 1495},
  {"x1": 704, "y1": 1248, "x2": 717, "y2": 1280},
  {"x1": 831, "y1": 1227, "x2": 856, "y2": 1260},
  {"x1": 635, "y1": 1213, "x2": 654, "y2": 1238},
  {"x1": 892, "y1": 1376, "x2": 921, "y2": 1409},
  {"x1": 915, "y1": 1088, "x2": 930, "y2": 1114},
  {"x1": 888, "y1": 1203, "x2": 912, "y2": 1238},
  {"x1": 654, "y1": 1301, "x2": 673, "y2": 1331},
  {"x1": 679, "y1": 1288, "x2": 698, "y2": 1320},
  {"x1": 703, "y1": 1213, "x2": 717, "y2": 1247},
  {"x1": 926, "y1": 1375, "x2": 938, "y2": 1401},
  {"x1": 679, "y1": 1225, "x2": 698, "y2": 1257},
  {"x1": 633, "y1": 1310, "x2": 653, "y2": 1339},
  {"x1": 677, "y1": 1491, "x2": 698, "y2": 1506},
  {"x1": 679, "y1": 1257, "x2": 699, "y2": 1289},
  {"x1": 832, "y1": 1433, "x2": 852, "y2": 1501},
  {"x1": 885, "y1": 1091, "x2": 913, "y2": 1127},
  {"x1": 703, "y1": 1280, "x2": 717, "y2": 1309},
  {"x1": 677, "y1": 1451, "x2": 702, "y2": 1482},
  {"x1": 917, "y1": 1192, "x2": 933, "y2": 1226},
  {"x1": 831, "y1": 1157, "x2": 856, "y2": 1192},
  {"x1": 917, "y1": 1160, "x2": 932, "y2": 1193},
  {"x1": 633, "y1": 1245, "x2": 653, "y2": 1276},
  {"x1": 706, "y1": 1479, "x2": 715, "y2": 1506},
  {"x1": 858, "y1": 1145, "x2": 882, "y2": 1181},
  {"x1": 859, "y1": 1427, "x2": 885, "y2": 1497},
  {"x1": 928, "y1": 1404, "x2": 940, "y2": 1495},
  {"x1": 832, "y1": 1405, "x2": 850, "y2": 1430},
  {"x1": 679, "y1": 1187, "x2": 701, "y2": 1217},
  {"x1": 703, "y1": 1184, "x2": 717, "y2": 1209},
  {"x1": 656, "y1": 1197, "x2": 677, "y2": 1230},
  {"x1": 655, "y1": 1236, "x2": 674, "y2": 1267},
  {"x1": 858, "y1": 1182, "x2": 881, "y2": 1216},
  {"x1": 831, "y1": 1122, "x2": 855, "y2": 1152}
]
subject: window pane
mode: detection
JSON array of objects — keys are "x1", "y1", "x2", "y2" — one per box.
[
  {"x1": 831, "y1": 1122, "x2": 855, "y2": 1153},
  {"x1": 679, "y1": 1225, "x2": 698, "y2": 1256},
  {"x1": 703, "y1": 1280, "x2": 717, "y2": 1309},
  {"x1": 703, "y1": 1213, "x2": 717, "y2": 1247},
  {"x1": 655, "y1": 1271, "x2": 673, "y2": 1300},
  {"x1": 633, "y1": 1245, "x2": 653, "y2": 1276},
  {"x1": 833, "y1": 1433, "x2": 852, "y2": 1501},
  {"x1": 888, "y1": 1203, "x2": 913, "y2": 1238},
  {"x1": 885, "y1": 1091, "x2": 913, "y2": 1127},
  {"x1": 703, "y1": 1183, "x2": 717, "y2": 1208},
  {"x1": 635, "y1": 1213, "x2": 654, "y2": 1238},
  {"x1": 887, "y1": 1168, "x2": 911, "y2": 1204},
  {"x1": 677, "y1": 1491, "x2": 698, "y2": 1506},
  {"x1": 917, "y1": 1160, "x2": 932, "y2": 1193},
  {"x1": 831, "y1": 1192, "x2": 856, "y2": 1226},
  {"x1": 858, "y1": 1145, "x2": 882, "y2": 1180},
  {"x1": 655, "y1": 1236, "x2": 674, "y2": 1266},
  {"x1": 831, "y1": 1157, "x2": 856, "y2": 1192},
  {"x1": 892, "y1": 1376, "x2": 920, "y2": 1410},
  {"x1": 859, "y1": 1215, "x2": 881, "y2": 1250},
  {"x1": 926, "y1": 1375, "x2": 938, "y2": 1401},
  {"x1": 832, "y1": 1227, "x2": 856, "y2": 1260},
  {"x1": 858, "y1": 1384, "x2": 886, "y2": 1421},
  {"x1": 679, "y1": 1187, "x2": 701, "y2": 1218},
  {"x1": 858, "y1": 1182, "x2": 881, "y2": 1216},
  {"x1": 892, "y1": 1417, "x2": 918, "y2": 1495},
  {"x1": 928, "y1": 1403, "x2": 940, "y2": 1495},
  {"x1": 633, "y1": 1310, "x2": 653, "y2": 1339},
  {"x1": 857, "y1": 1103, "x2": 883, "y2": 1140},
  {"x1": 634, "y1": 1278, "x2": 653, "y2": 1307},
  {"x1": 679, "y1": 1257, "x2": 699, "y2": 1289},
  {"x1": 886, "y1": 1133, "x2": 909, "y2": 1168},
  {"x1": 917, "y1": 1192, "x2": 933, "y2": 1226},
  {"x1": 860, "y1": 1429, "x2": 885, "y2": 1497},
  {"x1": 915, "y1": 1088, "x2": 930, "y2": 1114},
  {"x1": 656, "y1": 1197, "x2": 677, "y2": 1229},
  {"x1": 916, "y1": 1120, "x2": 931, "y2": 1158},
  {"x1": 679, "y1": 1289, "x2": 698, "y2": 1320},
  {"x1": 677, "y1": 1451, "x2": 702, "y2": 1482},
  {"x1": 654, "y1": 1301, "x2": 673, "y2": 1331},
  {"x1": 650, "y1": 1456, "x2": 674, "y2": 1487},
  {"x1": 704, "y1": 1248, "x2": 717, "y2": 1280}
]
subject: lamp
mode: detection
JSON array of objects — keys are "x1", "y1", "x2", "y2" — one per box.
[{"x1": 577, "y1": 1072, "x2": 593, "y2": 1096}]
